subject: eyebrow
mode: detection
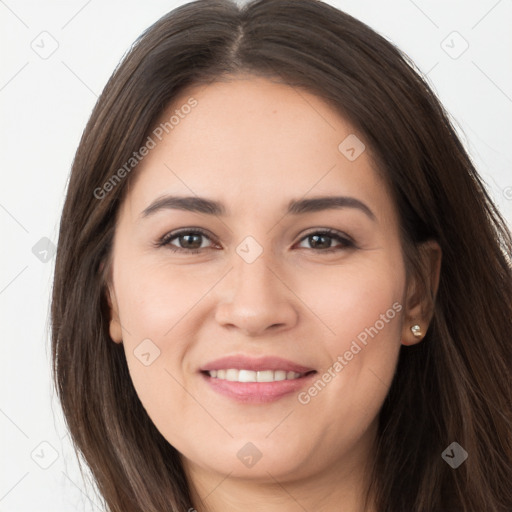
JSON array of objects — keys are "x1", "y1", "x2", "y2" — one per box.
[{"x1": 140, "y1": 195, "x2": 376, "y2": 221}]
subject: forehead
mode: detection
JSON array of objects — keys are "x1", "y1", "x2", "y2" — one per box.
[{"x1": 122, "y1": 75, "x2": 395, "y2": 223}]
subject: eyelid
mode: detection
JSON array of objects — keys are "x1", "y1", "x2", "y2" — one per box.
[
  {"x1": 295, "y1": 228, "x2": 356, "y2": 252},
  {"x1": 155, "y1": 227, "x2": 218, "y2": 249},
  {"x1": 298, "y1": 227, "x2": 354, "y2": 245}
]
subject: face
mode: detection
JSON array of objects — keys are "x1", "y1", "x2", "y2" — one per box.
[{"x1": 106, "y1": 75, "x2": 429, "y2": 489}]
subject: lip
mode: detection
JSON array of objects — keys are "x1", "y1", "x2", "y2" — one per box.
[
  {"x1": 200, "y1": 355, "x2": 315, "y2": 374},
  {"x1": 199, "y1": 355, "x2": 317, "y2": 404}
]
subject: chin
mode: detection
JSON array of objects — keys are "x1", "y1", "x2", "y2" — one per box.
[{"x1": 182, "y1": 438, "x2": 311, "y2": 480}]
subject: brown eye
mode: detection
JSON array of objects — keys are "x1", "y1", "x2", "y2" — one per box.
[
  {"x1": 173, "y1": 233, "x2": 204, "y2": 250},
  {"x1": 157, "y1": 228, "x2": 217, "y2": 254},
  {"x1": 297, "y1": 229, "x2": 355, "y2": 252}
]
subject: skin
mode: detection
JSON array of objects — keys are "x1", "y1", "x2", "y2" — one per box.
[{"x1": 106, "y1": 74, "x2": 441, "y2": 512}]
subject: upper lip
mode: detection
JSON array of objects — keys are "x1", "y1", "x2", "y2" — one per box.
[{"x1": 200, "y1": 355, "x2": 316, "y2": 374}]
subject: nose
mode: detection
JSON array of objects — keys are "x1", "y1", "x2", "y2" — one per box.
[{"x1": 214, "y1": 248, "x2": 298, "y2": 337}]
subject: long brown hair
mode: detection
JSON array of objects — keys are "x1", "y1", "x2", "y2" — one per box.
[{"x1": 51, "y1": 0, "x2": 512, "y2": 510}]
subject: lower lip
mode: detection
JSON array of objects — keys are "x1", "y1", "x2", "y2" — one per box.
[{"x1": 200, "y1": 371, "x2": 317, "y2": 403}]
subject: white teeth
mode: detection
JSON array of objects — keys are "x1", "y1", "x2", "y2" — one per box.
[
  {"x1": 274, "y1": 370, "x2": 287, "y2": 381},
  {"x1": 207, "y1": 369, "x2": 303, "y2": 382},
  {"x1": 256, "y1": 370, "x2": 274, "y2": 382},
  {"x1": 226, "y1": 369, "x2": 238, "y2": 381},
  {"x1": 238, "y1": 370, "x2": 257, "y2": 382}
]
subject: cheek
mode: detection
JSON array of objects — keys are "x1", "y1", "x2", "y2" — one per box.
[
  {"x1": 111, "y1": 254, "x2": 219, "y2": 431},
  {"x1": 297, "y1": 258, "x2": 405, "y2": 421},
  {"x1": 114, "y1": 254, "x2": 210, "y2": 340},
  {"x1": 303, "y1": 257, "x2": 404, "y2": 346}
]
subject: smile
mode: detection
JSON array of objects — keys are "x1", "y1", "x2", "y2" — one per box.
[{"x1": 199, "y1": 354, "x2": 318, "y2": 403}]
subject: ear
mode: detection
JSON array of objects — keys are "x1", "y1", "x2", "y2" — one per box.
[
  {"x1": 101, "y1": 261, "x2": 123, "y2": 344},
  {"x1": 106, "y1": 284, "x2": 123, "y2": 344},
  {"x1": 401, "y1": 240, "x2": 442, "y2": 346}
]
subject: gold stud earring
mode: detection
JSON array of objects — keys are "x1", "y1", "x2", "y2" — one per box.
[{"x1": 410, "y1": 324, "x2": 423, "y2": 338}]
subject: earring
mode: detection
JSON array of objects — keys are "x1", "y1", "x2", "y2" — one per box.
[{"x1": 410, "y1": 324, "x2": 423, "y2": 338}]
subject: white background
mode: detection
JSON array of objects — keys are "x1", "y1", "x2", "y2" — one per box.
[{"x1": 0, "y1": 0, "x2": 511, "y2": 510}]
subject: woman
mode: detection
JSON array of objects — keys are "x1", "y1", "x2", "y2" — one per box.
[{"x1": 51, "y1": 0, "x2": 512, "y2": 510}]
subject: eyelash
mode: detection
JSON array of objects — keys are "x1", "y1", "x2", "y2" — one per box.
[{"x1": 155, "y1": 227, "x2": 356, "y2": 254}]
